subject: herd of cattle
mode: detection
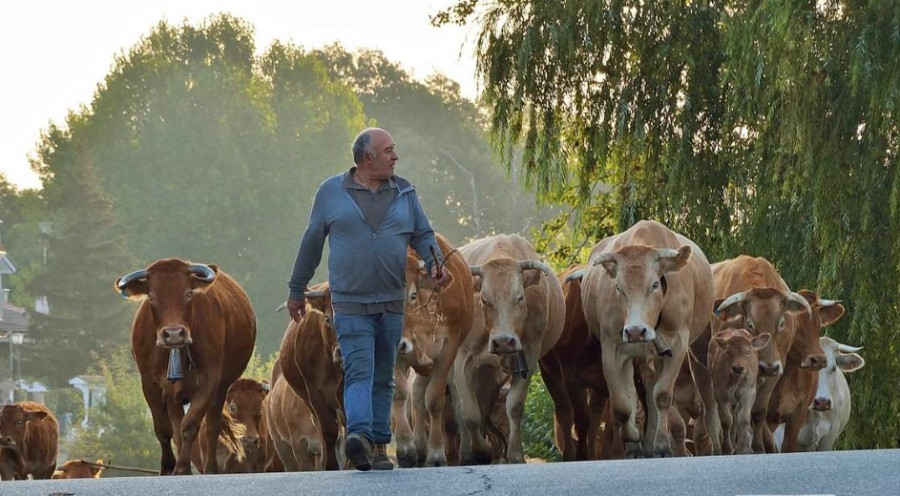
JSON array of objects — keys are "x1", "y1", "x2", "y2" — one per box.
[{"x1": 0, "y1": 220, "x2": 866, "y2": 480}]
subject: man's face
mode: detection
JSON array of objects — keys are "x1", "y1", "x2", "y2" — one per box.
[{"x1": 366, "y1": 130, "x2": 398, "y2": 180}]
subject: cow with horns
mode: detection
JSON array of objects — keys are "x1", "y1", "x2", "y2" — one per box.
[{"x1": 115, "y1": 258, "x2": 257, "y2": 475}]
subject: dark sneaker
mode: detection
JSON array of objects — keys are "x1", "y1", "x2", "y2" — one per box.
[
  {"x1": 345, "y1": 434, "x2": 373, "y2": 471},
  {"x1": 372, "y1": 444, "x2": 394, "y2": 471}
]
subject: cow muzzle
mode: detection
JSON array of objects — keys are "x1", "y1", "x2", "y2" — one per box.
[
  {"x1": 157, "y1": 325, "x2": 192, "y2": 348},
  {"x1": 801, "y1": 353, "x2": 828, "y2": 371},
  {"x1": 242, "y1": 435, "x2": 260, "y2": 451},
  {"x1": 489, "y1": 332, "x2": 522, "y2": 355},
  {"x1": 0, "y1": 436, "x2": 15, "y2": 448},
  {"x1": 758, "y1": 360, "x2": 783, "y2": 377},
  {"x1": 622, "y1": 324, "x2": 656, "y2": 343},
  {"x1": 812, "y1": 396, "x2": 832, "y2": 411}
]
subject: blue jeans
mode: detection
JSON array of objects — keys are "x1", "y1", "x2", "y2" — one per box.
[{"x1": 333, "y1": 312, "x2": 404, "y2": 444}]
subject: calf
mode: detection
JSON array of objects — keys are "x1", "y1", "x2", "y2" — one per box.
[
  {"x1": 710, "y1": 328, "x2": 771, "y2": 454},
  {"x1": 0, "y1": 401, "x2": 59, "y2": 480},
  {"x1": 797, "y1": 337, "x2": 864, "y2": 451}
]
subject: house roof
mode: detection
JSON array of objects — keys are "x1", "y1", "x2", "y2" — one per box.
[
  {"x1": 0, "y1": 251, "x2": 15, "y2": 274},
  {"x1": 0, "y1": 302, "x2": 29, "y2": 335}
]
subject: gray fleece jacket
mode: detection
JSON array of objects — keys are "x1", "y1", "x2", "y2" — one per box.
[{"x1": 288, "y1": 171, "x2": 442, "y2": 305}]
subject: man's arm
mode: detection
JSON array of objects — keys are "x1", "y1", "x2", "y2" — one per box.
[
  {"x1": 287, "y1": 183, "x2": 330, "y2": 321},
  {"x1": 407, "y1": 188, "x2": 449, "y2": 288}
]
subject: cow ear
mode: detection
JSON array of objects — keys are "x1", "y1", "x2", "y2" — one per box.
[
  {"x1": 713, "y1": 332, "x2": 730, "y2": 349},
  {"x1": 819, "y1": 302, "x2": 846, "y2": 327},
  {"x1": 114, "y1": 278, "x2": 149, "y2": 301},
  {"x1": 751, "y1": 332, "x2": 772, "y2": 351},
  {"x1": 836, "y1": 353, "x2": 865, "y2": 372},
  {"x1": 658, "y1": 245, "x2": 691, "y2": 275},
  {"x1": 25, "y1": 410, "x2": 48, "y2": 422},
  {"x1": 521, "y1": 269, "x2": 543, "y2": 288}
]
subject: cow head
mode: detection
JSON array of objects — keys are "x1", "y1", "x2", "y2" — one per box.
[
  {"x1": 470, "y1": 258, "x2": 554, "y2": 354},
  {"x1": 714, "y1": 287, "x2": 811, "y2": 377},
  {"x1": 400, "y1": 252, "x2": 440, "y2": 368},
  {"x1": 52, "y1": 459, "x2": 105, "y2": 479},
  {"x1": 792, "y1": 290, "x2": 844, "y2": 370},
  {"x1": 594, "y1": 244, "x2": 691, "y2": 343},
  {"x1": 0, "y1": 403, "x2": 48, "y2": 451},
  {"x1": 115, "y1": 258, "x2": 218, "y2": 349},
  {"x1": 812, "y1": 337, "x2": 865, "y2": 411},
  {"x1": 227, "y1": 378, "x2": 269, "y2": 452},
  {"x1": 712, "y1": 327, "x2": 771, "y2": 376}
]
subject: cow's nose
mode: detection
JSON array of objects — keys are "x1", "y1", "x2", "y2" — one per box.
[
  {"x1": 732, "y1": 365, "x2": 745, "y2": 375},
  {"x1": 813, "y1": 397, "x2": 832, "y2": 411},
  {"x1": 803, "y1": 354, "x2": 827, "y2": 371},
  {"x1": 624, "y1": 325, "x2": 650, "y2": 342},
  {"x1": 398, "y1": 338, "x2": 413, "y2": 355},
  {"x1": 243, "y1": 435, "x2": 260, "y2": 450},
  {"x1": 489, "y1": 333, "x2": 520, "y2": 354},
  {"x1": 759, "y1": 361, "x2": 782, "y2": 376}
]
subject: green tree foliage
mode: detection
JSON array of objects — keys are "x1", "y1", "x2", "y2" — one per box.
[
  {"x1": 441, "y1": 0, "x2": 900, "y2": 448},
  {"x1": 22, "y1": 124, "x2": 136, "y2": 385},
  {"x1": 66, "y1": 347, "x2": 157, "y2": 476},
  {"x1": 522, "y1": 371, "x2": 562, "y2": 462}
]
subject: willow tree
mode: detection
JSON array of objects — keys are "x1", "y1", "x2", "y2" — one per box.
[{"x1": 439, "y1": 0, "x2": 900, "y2": 448}]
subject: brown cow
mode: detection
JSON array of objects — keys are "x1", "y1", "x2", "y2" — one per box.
[
  {"x1": 581, "y1": 220, "x2": 715, "y2": 458},
  {"x1": 710, "y1": 328, "x2": 771, "y2": 454},
  {"x1": 455, "y1": 233, "x2": 565, "y2": 464},
  {"x1": 115, "y1": 258, "x2": 257, "y2": 475},
  {"x1": 265, "y1": 371, "x2": 323, "y2": 471},
  {"x1": 52, "y1": 459, "x2": 104, "y2": 479},
  {"x1": 538, "y1": 265, "x2": 608, "y2": 461},
  {"x1": 395, "y1": 233, "x2": 474, "y2": 467},
  {"x1": 278, "y1": 283, "x2": 345, "y2": 470},
  {"x1": 767, "y1": 290, "x2": 842, "y2": 452},
  {"x1": 193, "y1": 378, "x2": 277, "y2": 473},
  {"x1": 711, "y1": 255, "x2": 814, "y2": 453},
  {"x1": 0, "y1": 401, "x2": 59, "y2": 480}
]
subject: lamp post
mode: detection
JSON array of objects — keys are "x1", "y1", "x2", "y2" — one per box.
[{"x1": 10, "y1": 332, "x2": 23, "y2": 401}]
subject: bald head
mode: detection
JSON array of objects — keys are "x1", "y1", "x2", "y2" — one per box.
[{"x1": 352, "y1": 128, "x2": 390, "y2": 165}]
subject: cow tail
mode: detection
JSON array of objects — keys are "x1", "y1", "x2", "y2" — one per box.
[
  {"x1": 219, "y1": 407, "x2": 247, "y2": 462},
  {"x1": 484, "y1": 416, "x2": 508, "y2": 463}
]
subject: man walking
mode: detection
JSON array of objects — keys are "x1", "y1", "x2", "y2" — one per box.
[{"x1": 286, "y1": 127, "x2": 449, "y2": 471}]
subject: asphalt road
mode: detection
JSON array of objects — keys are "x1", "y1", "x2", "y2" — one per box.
[{"x1": 4, "y1": 449, "x2": 897, "y2": 496}]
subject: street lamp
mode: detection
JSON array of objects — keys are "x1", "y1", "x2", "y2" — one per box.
[{"x1": 9, "y1": 332, "x2": 23, "y2": 400}]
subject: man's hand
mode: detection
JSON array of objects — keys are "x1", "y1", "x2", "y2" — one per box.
[
  {"x1": 431, "y1": 265, "x2": 451, "y2": 290},
  {"x1": 287, "y1": 297, "x2": 307, "y2": 322}
]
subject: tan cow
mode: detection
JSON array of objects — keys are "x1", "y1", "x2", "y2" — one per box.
[
  {"x1": 767, "y1": 290, "x2": 842, "y2": 452},
  {"x1": 265, "y1": 371, "x2": 323, "y2": 471},
  {"x1": 710, "y1": 328, "x2": 771, "y2": 454},
  {"x1": 538, "y1": 265, "x2": 608, "y2": 461},
  {"x1": 454, "y1": 233, "x2": 565, "y2": 464},
  {"x1": 278, "y1": 283, "x2": 344, "y2": 470},
  {"x1": 0, "y1": 402, "x2": 59, "y2": 480},
  {"x1": 712, "y1": 255, "x2": 813, "y2": 453},
  {"x1": 581, "y1": 220, "x2": 714, "y2": 458},
  {"x1": 395, "y1": 233, "x2": 473, "y2": 467},
  {"x1": 52, "y1": 459, "x2": 104, "y2": 479}
]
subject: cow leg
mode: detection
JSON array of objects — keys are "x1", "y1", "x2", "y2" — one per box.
[
  {"x1": 411, "y1": 368, "x2": 430, "y2": 465},
  {"x1": 602, "y1": 343, "x2": 642, "y2": 458},
  {"x1": 734, "y1": 389, "x2": 756, "y2": 454},
  {"x1": 667, "y1": 407, "x2": 688, "y2": 457},
  {"x1": 643, "y1": 344, "x2": 686, "y2": 458},
  {"x1": 538, "y1": 351, "x2": 577, "y2": 461},
  {"x1": 751, "y1": 377, "x2": 778, "y2": 454},
  {"x1": 716, "y1": 395, "x2": 734, "y2": 455},
  {"x1": 174, "y1": 388, "x2": 218, "y2": 475},
  {"x1": 392, "y1": 362, "x2": 417, "y2": 468},
  {"x1": 780, "y1": 409, "x2": 807, "y2": 453},
  {"x1": 689, "y1": 334, "x2": 721, "y2": 455},
  {"x1": 200, "y1": 392, "x2": 230, "y2": 475},
  {"x1": 454, "y1": 358, "x2": 492, "y2": 465},
  {"x1": 423, "y1": 350, "x2": 453, "y2": 467},
  {"x1": 141, "y1": 379, "x2": 177, "y2": 475},
  {"x1": 504, "y1": 369, "x2": 530, "y2": 464}
]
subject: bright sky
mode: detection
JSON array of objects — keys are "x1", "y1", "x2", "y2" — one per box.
[{"x1": 0, "y1": 0, "x2": 479, "y2": 191}]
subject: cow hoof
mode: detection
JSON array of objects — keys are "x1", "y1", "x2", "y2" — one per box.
[
  {"x1": 426, "y1": 454, "x2": 448, "y2": 467},
  {"x1": 624, "y1": 443, "x2": 644, "y2": 459},
  {"x1": 397, "y1": 451, "x2": 418, "y2": 468}
]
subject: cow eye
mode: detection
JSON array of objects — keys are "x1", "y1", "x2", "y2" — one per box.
[
  {"x1": 831, "y1": 365, "x2": 837, "y2": 373},
  {"x1": 615, "y1": 284, "x2": 621, "y2": 293},
  {"x1": 17, "y1": 420, "x2": 23, "y2": 425},
  {"x1": 778, "y1": 318, "x2": 785, "y2": 331},
  {"x1": 229, "y1": 402, "x2": 237, "y2": 414},
  {"x1": 516, "y1": 295, "x2": 525, "y2": 304},
  {"x1": 651, "y1": 281, "x2": 660, "y2": 291},
  {"x1": 410, "y1": 291, "x2": 417, "y2": 301},
  {"x1": 481, "y1": 298, "x2": 491, "y2": 308},
  {"x1": 185, "y1": 290, "x2": 193, "y2": 300}
]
